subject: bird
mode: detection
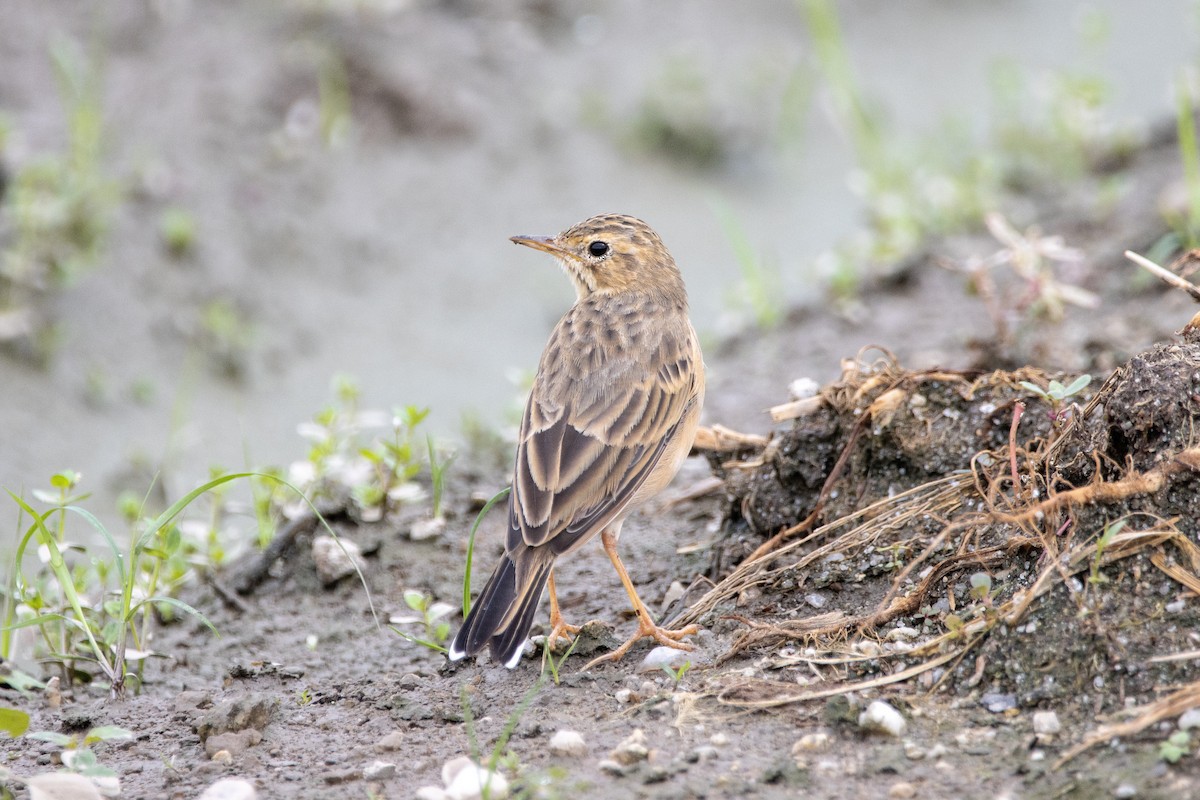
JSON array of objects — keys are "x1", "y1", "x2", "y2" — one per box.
[{"x1": 447, "y1": 213, "x2": 705, "y2": 670}]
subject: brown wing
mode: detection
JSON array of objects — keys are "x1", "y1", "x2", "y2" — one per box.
[{"x1": 508, "y1": 311, "x2": 699, "y2": 558}]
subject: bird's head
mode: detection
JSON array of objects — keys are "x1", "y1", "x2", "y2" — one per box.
[{"x1": 510, "y1": 214, "x2": 686, "y2": 305}]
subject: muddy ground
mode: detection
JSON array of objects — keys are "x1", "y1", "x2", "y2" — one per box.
[
  {"x1": 5, "y1": 3, "x2": 1200, "y2": 800},
  {"x1": 6, "y1": 103, "x2": 1200, "y2": 799}
]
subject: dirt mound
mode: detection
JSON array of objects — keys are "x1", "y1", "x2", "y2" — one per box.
[{"x1": 682, "y1": 327, "x2": 1200, "y2": 768}]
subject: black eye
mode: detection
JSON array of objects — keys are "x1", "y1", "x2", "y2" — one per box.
[{"x1": 588, "y1": 240, "x2": 610, "y2": 258}]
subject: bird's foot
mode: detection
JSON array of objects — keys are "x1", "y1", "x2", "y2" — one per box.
[
  {"x1": 580, "y1": 617, "x2": 700, "y2": 671},
  {"x1": 543, "y1": 617, "x2": 582, "y2": 656}
]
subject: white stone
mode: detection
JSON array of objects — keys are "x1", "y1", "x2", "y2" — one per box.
[
  {"x1": 609, "y1": 729, "x2": 649, "y2": 765},
  {"x1": 858, "y1": 700, "x2": 907, "y2": 737},
  {"x1": 311, "y1": 535, "x2": 364, "y2": 586},
  {"x1": 548, "y1": 729, "x2": 586, "y2": 757},
  {"x1": 442, "y1": 756, "x2": 508, "y2": 800},
  {"x1": 792, "y1": 732, "x2": 829, "y2": 753},
  {"x1": 1032, "y1": 710, "x2": 1061, "y2": 736},
  {"x1": 638, "y1": 646, "x2": 692, "y2": 673},
  {"x1": 363, "y1": 760, "x2": 396, "y2": 780},
  {"x1": 1179, "y1": 707, "x2": 1200, "y2": 730},
  {"x1": 198, "y1": 778, "x2": 258, "y2": 800},
  {"x1": 27, "y1": 774, "x2": 104, "y2": 800},
  {"x1": 789, "y1": 377, "x2": 820, "y2": 400},
  {"x1": 411, "y1": 516, "x2": 447, "y2": 541}
]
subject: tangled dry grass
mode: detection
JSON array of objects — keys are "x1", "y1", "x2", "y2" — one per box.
[{"x1": 681, "y1": 309, "x2": 1200, "y2": 765}]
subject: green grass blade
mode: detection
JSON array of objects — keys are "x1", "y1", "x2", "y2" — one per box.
[
  {"x1": 389, "y1": 626, "x2": 448, "y2": 654},
  {"x1": 462, "y1": 487, "x2": 510, "y2": 618},
  {"x1": 63, "y1": 504, "x2": 126, "y2": 587},
  {"x1": 5, "y1": 491, "x2": 114, "y2": 679},
  {"x1": 135, "y1": 596, "x2": 219, "y2": 637}
]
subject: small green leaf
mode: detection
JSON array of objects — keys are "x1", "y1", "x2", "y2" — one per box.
[
  {"x1": 0, "y1": 708, "x2": 30, "y2": 738},
  {"x1": 1062, "y1": 374, "x2": 1092, "y2": 397},
  {"x1": 27, "y1": 730, "x2": 74, "y2": 746},
  {"x1": 1018, "y1": 381, "x2": 1049, "y2": 400},
  {"x1": 84, "y1": 725, "x2": 132, "y2": 744},
  {"x1": 403, "y1": 589, "x2": 427, "y2": 612}
]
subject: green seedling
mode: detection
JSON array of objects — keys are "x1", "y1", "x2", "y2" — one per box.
[
  {"x1": 968, "y1": 572, "x2": 994, "y2": 606},
  {"x1": 389, "y1": 590, "x2": 454, "y2": 653},
  {"x1": 26, "y1": 724, "x2": 131, "y2": 788},
  {"x1": 1019, "y1": 374, "x2": 1092, "y2": 427},
  {"x1": 1089, "y1": 519, "x2": 1126, "y2": 586},
  {"x1": 1160, "y1": 730, "x2": 1191, "y2": 764},
  {"x1": 542, "y1": 632, "x2": 581, "y2": 687},
  {"x1": 461, "y1": 676, "x2": 545, "y2": 800},
  {"x1": 427, "y1": 434, "x2": 454, "y2": 520},
  {"x1": 713, "y1": 200, "x2": 785, "y2": 329},
  {"x1": 4, "y1": 469, "x2": 365, "y2": 697},
  {"x1": 1161, "y1": 72, "x2": 1200, "y2": 252},
  {"x1": 1, "y1": 37, "x2": 117, "y2": 361},
  {"x1": 661, "y1": 659, "x2": 692, "y2": 686}
]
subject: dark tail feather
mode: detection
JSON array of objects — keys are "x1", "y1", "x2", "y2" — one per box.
[
  {"x1": 449, "y1": 553, "x2": 551, "y2": 668},
  {"x1": 488, "y1": 560, "x2": 551, "y2": 668}
]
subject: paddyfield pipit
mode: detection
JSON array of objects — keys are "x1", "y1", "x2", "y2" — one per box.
[{"x1": 448, "y1": 213, "x2": 705, "y2": 670}]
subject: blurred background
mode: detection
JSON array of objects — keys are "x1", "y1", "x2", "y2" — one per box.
[{"x1": 1, "y1": 0, "x2": 1197, "y2": 527}]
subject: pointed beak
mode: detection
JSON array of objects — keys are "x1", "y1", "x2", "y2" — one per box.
[{"x1": 510, "y1": 234, "x2": 569, "y2": 258}]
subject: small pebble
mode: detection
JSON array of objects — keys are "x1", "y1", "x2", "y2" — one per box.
[
  {"x1": 311, "y1": 535, "x2": 364, "y2": 586},
  {"x1": 609, "y1": 729, "x2": 649, "y2": 765},
  {"x1": 598, "y1": 759, "x2": 625, "y2": 776},
  {"x1": 885, "y1": 626, "x2": 920, "y2": 641},
  {"x1": 614, "y1": 689, "x2": 633, "y2": 704},
  {"x1": 1114, "y1": 783, "x2": 1138, "y2": 798},
  {"x1": 198, "y1": 778, "x2": 258, "y2": 800},
  {"x1": 174, "y1": 690, "x2": 214, "y2": 713},
  {"x1": 903, "y1": 740, "x2": 925, "y2": 760},
  {"x1": 410, "y1": 516, "x2": 447, "y2": 541},
  {"x1": 852, "y1": 640, "x2": 882, "y2": 657},
  {"x1": 548, "y1": 730, "x2": 586, "y2": 757},
  {"x1": 1032, "y1": 710, "x2": 1061, "y2": 737},
  {"x1": 792, "y1": 733, "x2": 829, "y2": 753},
  {"x1": 1179, "y1": 708, "x2": 1200, "y2": 730},
  {"x1": 661, "y1": 580, "x2": 686, "y2": 610},
  {"x1": 789, "y1": 377, "x2": 819, "y2": 399},
  {"x1": 889, "y1": 781, "x2": 917, "y2": 799},
  {"x1": 858, "y1": 700, "x2": 907, "y2": 738},
  {"x1": 442, "y1": 756, "x2": 509, "y2": 800},
  {"x1": 211, "y1": 750, "x2": 233, "y2": 765},
  {"x1": 376, "y1": 731, "x2": 405, "y2": 751},
  {"x1": 25, "y1": 774, "x2": 104, "y2": 800},
  {"x1": 638, "y1": 647, "x2": 691, "y2": 674},
  {"x1": 205, "y1": 729, "x2": 262, "y2": 758},
  {"x1": 710, "y1": 732, "x2": 729, "y2": 747},
  {"x1": 980, "y1": 692, "x2": 1017, "y2": 713},
  {"x1": 363, "y1": 760, "x2": 396, "y2": 780}
]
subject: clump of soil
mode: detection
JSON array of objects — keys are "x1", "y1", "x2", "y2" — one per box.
[{"x1": 688, "y1": 323, "x2": 1200, "y2": 764}]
